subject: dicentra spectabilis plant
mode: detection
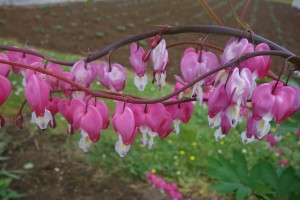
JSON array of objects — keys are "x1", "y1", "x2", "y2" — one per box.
[{"x1": 0, "y1": 1, "x2": 299, "y2": 161}]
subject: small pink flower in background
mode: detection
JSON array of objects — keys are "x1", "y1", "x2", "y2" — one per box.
[
  {"x1": 0, "y1": 53, "x2": 10, "y2": 77},
  {"x1": 98, "y1": 62, "x2": 127, "y2": 92},
  {"x1": 266, "y1": 134, "x2": 276, "y2": 147},
  {"x1": 129, "y1": 43, "x2": 148, "y2": 91},
  {"x1": 7, "y1": 49, "x2": 42, "y2": 74},
  {"x1": 146, "y1": 172, "x2": 183, "y2": 200},
  {"x1": 280, "y1": 159, "x2": 288, "y2": 167}
]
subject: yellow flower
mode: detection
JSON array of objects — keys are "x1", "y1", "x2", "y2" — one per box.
[
  {"x1": 275, "y1": 152, "x2": 280, "y2": 157},
  {"x1": 179, "y1": 150, "x2": 185, "y2": 155},
  {"x1": 271, "y1": 128, "x2": 276, "y2": 132},
  {"x1": 151, "y1": 168, "x2": 156, "y2": 174},
  {"x1": 192, "y1": 142, "x2": 197, "y2": 147},
  {"x1": 286, "y1": 132, "x2": 291, "y2": 137},
  {"x1": 167, "y1": 140, "x2": 173, "y2": 144},
  {"x1": 220, "y1": 141, "x2": 225, "y2": 145},
  {"x1": 190, "y1": 156, "x2": 195, "y2": 161}
]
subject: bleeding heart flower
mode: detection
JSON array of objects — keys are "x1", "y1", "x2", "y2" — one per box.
[
  {"x1": 58, "y1": 99, "x2": 74, "y2": 135},
  {"x1": 113, "y1": 103, "x2": 136, "y2": 157},
  {"x1": 98, "y1": 62, "x2": 127, "y2": 92},
  {"x1": 252, "y1": 83, "x2": 275, "y2": 121},
  {"x1": 208, "y1": 83, "x2": 229, "y2": 118},
  {"x1": 221, "y1": 37, "x2": 251, "y2": 64},
  {"x1": 129, "y1": 43, "x2": 147, "y2": 76},
  {"x1": 150, "y1": 39, "x2": 168, "y2": 90},
  {"x1": 25, "y1": 74, "x2": 50, "y2": 117},
  {"x1": 45, "y1": 63, "x2": 63, "y2": 89},
  {"x1": 86, "y1": 98, "x2": 110, "y2": 129},
  {"x1": 0, "y1": 75, "x2": 11, "y2": 106},
  {"x1": 0, "y1": 53, "x2": 10, "y2": 77},
  {"x1": 240, "y1": 43, "x2": 271, "y2": 78},
  {"x1": 71, "y1": 60, "x2": 96, "y2": 87},
  {"x1": 214, "y1": 112, "x2": 231, "y2": 141},
  {"x1": 165, "y1": 101, "x2": 194, "y2": 134},
  {"x1": 7, "y1": 49, "x2": 42, "y2": 74}
]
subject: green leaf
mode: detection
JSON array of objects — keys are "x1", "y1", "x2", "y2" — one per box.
[
  {"x1": 235, "y1": 185, "x2": 252, "y2": 200},
  {"x1": 278, "y1": 167, "x2": 297, "y2": 196},
  {"x1": 258, "y1": 160, "x2": 279, "y2": 190},
  {"x1": 233, "y1": 151, "x2": 248, "y2": 184},
  {"x1": 206, "y1": 157, "x2": 221, "y2": 169},
  {"x1": 211, "y1": 182, "x2": 240, "y2": 193}
]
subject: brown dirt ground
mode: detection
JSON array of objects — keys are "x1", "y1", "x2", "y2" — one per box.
[
  {"x1": 0, "y1": 0, "x2": 300, "y2": 199},
  {"x1": 4, "y1": 125, "x2": 168, "y2": 200}
]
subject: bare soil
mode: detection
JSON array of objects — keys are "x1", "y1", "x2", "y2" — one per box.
[{"x1": 4, "y1": 126, "x2": 167, "y2": 200}]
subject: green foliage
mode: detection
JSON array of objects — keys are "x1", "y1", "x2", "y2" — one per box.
[
  {"x1": 206, "y1": 151, "x2": 300, "y2": 200},
  {"x1": 0, "y1": 133, "x2": 25, "y2": 200}
]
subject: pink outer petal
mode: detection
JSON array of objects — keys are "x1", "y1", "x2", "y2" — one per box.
[
  {"x1": 58, "y1": 99, "x2": 73, "y2": 124},
  {"x1": 46, "y1": 97, "x2": 60, "y2": 116},
  {"x1": 179, "y1": 102, "x2": 194, "y2": 123},
  {"x1": 0, "y1": 53, "x2": 10, "y2": 77},
  {"x1": 87, "y1": 98, "x2": 110, "y2": 129},
  {"x1": 283, "y1": 86, "x2": 300, "y2": 118},
  {"x1": 208, "y1": 83, "x2": 229, "y2": 118},
  {"x1": 113, "y1": 107, "x2": 136, "y2": 145},
  {"x1": 180, "y1": 51, "x2": 199, "y2": 83},
  {"x1": 272, "y1": 86, "x2": 295, "y2": 123},
  {"x1": 25, "y1": 74, "x2": 49, "y2": 116},
  {"x1": 220, "y1": 112, "x2": 231, "y2": 135},
  {"x1": 0, "y1": 75, "x2": 11, "y2": 105},
  {"x1": 71, "y1": 60, "x2": 94, "y2": 87},
  {"x1": 183, "y1": 47, "x2": 196, "y2": 55},
  {"x1": 60, "y1": 72, "x2": 74, "y2": 97},
  {"x1": 129, "y1": 43, "x2": 147, "y2": 76},
  {"x1": 221, "y1": 38, "x2": 249, "y2": 64},
  {"x1": 127, "y1": 103, "x2": 145, "y2": 128},
  {"x1": 151, "y1": 39, "x2": 168, "y2": 72},
  {"x1": 97, "y1": 61, "x2": 110, "y2": 89},
  {"x1": 109, "y1": 63, "x2": 127, "y2": 92},
  {"x1": 156, "y1": 112, "x2": 173, "y2": 138},
  {"x1": 7, "y1": 49, "x2": 42, "y2": 74},
  {"x1": 252, "y1": 83, "x2": 275, "y2": 120},
  {"x1": 45, "y1": 63, "x2": 63, "y2": 89},
  {"x1": 80, "y1": 105, "x2": 103, "y2": 142},
  {"x1": 246, "y1": 115, "x2": 258, "y2": 138},
  {"x1": 201, "y1": 51, "x2": 220, "y2": 85},
  {"x1": 70, "y1": 98, "x2": 86, "y2": 131},
  {"x1": 25, "y1": 62, "x2": 45, "y2": 83},
  {"x1": 145, "y1": 103, "x2": 166, "y2": 130}
]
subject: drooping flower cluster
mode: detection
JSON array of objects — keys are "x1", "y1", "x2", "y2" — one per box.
[
  {"x1": 0, "y1": 34, "x2": 299, "y2": 157},
  {"x1": 146, "y1": 172, "x2": 183, "y2": 200}
]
